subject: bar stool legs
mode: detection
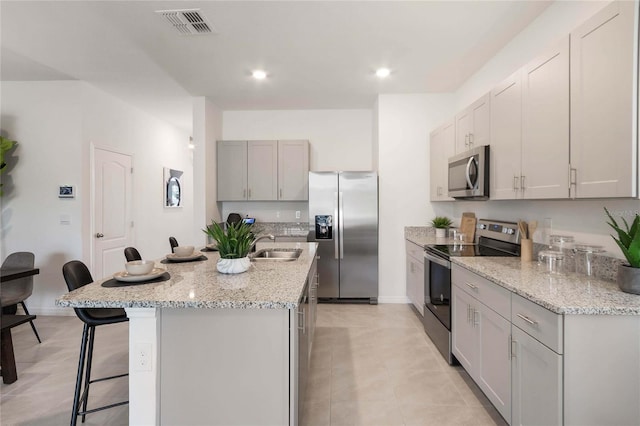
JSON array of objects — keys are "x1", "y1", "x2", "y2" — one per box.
[{"x1": 70, "y1": 324, "x2": 128, "y2": 426}]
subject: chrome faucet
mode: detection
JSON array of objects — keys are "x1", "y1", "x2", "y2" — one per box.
[{"x1": 249, "y1": 234, "x2": 275, "y2": 253}]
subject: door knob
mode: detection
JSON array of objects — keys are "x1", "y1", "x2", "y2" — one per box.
[{"x1": 95, "y1": 233, "x2": 104, "y2": 238}]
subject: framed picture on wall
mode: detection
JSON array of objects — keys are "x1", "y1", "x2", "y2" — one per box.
[{"x1": 164, "y1": 167, "x2": 183, "y2": 208}]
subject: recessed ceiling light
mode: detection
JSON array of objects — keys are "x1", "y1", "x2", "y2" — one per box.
[
  {"x1": 376, "y1": 68, "x2": 391, "y2": 78},
  {"x1": 252, "y1": 70, "x2": 267, "y2": 80}
]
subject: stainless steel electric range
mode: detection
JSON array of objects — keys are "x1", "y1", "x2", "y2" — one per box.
[{"x1": 423, "y1": 219, "x2": 521, "y2": 364}]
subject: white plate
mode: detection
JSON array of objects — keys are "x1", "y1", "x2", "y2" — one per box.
[
  {"x1": 113, "y1": 268, "x2": 167, "y2": 282},
  {"x1": 206, "y1": 243, "x2": 218, "y2": 250},
  {"x1": 166, "y1": 253, "x2": 203, "y2": 262}
]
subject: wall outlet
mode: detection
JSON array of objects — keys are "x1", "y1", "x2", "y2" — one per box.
[
  {"x1": 135, "y1": 342, "x2": 152, "y2": 372},
  {"x1": 295, "y1": 211, "x2": 301, "y2": 219}
]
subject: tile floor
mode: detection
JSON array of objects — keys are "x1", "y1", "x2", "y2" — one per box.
[{"x1": 1, "y1": 304, "x2": 507, "y2": 426}]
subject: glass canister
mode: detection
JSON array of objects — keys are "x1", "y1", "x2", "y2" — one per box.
[
  {"x1": 573, "y1": 244, "x2": 605, "y2": 276},
  {"x1": 549, "y1": 234, "x2": 575, "y2": 252},
  {"x1": 538, "y1": 250, "x2": 565, "y2": 274}
]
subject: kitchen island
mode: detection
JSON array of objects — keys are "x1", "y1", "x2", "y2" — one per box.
[{"x1": 57, "y1": 242, "x2": 318, "y2": 426}]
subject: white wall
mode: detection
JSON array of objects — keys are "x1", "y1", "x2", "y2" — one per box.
[
  {"x1": 442, "y1": 0, "x2": 633, "y2": 257},
  {"x1": 1, "y1": 81, "x2": 192, "y2": 314},
  {"x1": 377, "y1": 94, "x2": 456, "y2": 303},
  {"x1": 223, "y1": 109, "x2": 373, "y2": 171}
]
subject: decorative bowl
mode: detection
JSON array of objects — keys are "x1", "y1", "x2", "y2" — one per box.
[
  {"x1": 125, "y1": 260, "x2": 155, "y2": 275},
  {"x1": 174, "y1": 245, "x2": 195, "y2": 257}
]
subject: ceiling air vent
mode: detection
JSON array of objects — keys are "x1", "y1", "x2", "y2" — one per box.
[{"x1": 156, "y1": 9, "x2": 214, "y2": 35}]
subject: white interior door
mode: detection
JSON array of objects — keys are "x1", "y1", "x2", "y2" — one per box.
[{"x1": 93, "y1": 148, "x2": 133, "y2": 279}]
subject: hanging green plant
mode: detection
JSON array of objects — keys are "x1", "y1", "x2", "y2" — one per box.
[{"x1": 0, "y1": 135, "x2": 18, "y2": 196}]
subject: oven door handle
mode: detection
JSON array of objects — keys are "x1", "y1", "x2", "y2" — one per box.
[{"x1": 424, "y1": 251, "x2": 451, "y2": 269}]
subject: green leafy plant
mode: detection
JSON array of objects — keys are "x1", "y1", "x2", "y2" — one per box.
[
  {"x1": 203, "y1": 221, "x2": 254, "y2": 259},
  {"x1": 431, "y1": 216, "x2": 453, "y2": 229},
  {"x1": 605, "y1": 207, "x2": 640, "y2": 268},
  {"x1": 0, "y1": 136, "x2": 17, "y2": 196}
]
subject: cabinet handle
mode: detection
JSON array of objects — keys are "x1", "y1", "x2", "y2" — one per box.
[
  {"x1": 569, "y1": 167, "x2": 577, "y2": 199},
  {"x1": 465, "y1": 282, "x2": 478, "y2": 290},
  {"x1": 508, "y1": 335, "x2": 512, "y2": 360},
  {"x1": 298, "y1": 309, "x2": 305, "y2": 333},
  {"x1": 467, "y1": 304, "x2": 471, "y2": 323},
  {"x1": 468, "y1": 133, "x2": 474, "y2": 146},
  {"x1": 511, "y1": 337, "x2": 517, "y2": 360},
  {"x1": 248, "y1": 188, "x2": 252, "y2": 199},
  {"x1": 243, "y1": 189, "x2": 246, "y2": 198},
  {"x1": 473, "y1": 309, "x2": 479, "y2": 327},
  {"x1": 516, "y1": 313, "x2": 538, "y2": 326},
  {"x1": 279, "y1": 188, "x2": 283, "y2": 198},
  {"x1": 513, "y1": 175, "x2": 519, "y2": 191},
  {"x1": 520, "y1": 175, "x2": 525, "y2": 191},
  {"x1": 464, "y1": 134, "x2": 469, "y2": 147}
]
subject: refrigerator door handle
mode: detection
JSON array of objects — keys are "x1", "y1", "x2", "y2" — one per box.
[
  {"x1": 334, "y1": 192, "x2": 339, "y2": 260},
  {"x1": 339, "y1": 191, "x2": 344, "y2": 260}
]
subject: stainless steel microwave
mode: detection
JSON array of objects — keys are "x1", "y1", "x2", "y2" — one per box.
[{"x1": 447, "y1": 145, "x2": 489, "y2": 199}]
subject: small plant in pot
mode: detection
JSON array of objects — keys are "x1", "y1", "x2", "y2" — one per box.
[
  {"x1": 604, "y1": 207, "x2": 640, "y2": 294},
  {"x1": 203, "y1": 221, "x2": 253, "y2": 274},
  {"x1": 431, "y1": 216, "x2": 453, "y2": 238}
]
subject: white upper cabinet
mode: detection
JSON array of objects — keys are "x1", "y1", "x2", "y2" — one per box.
[
  {"x1": 217, "y1": 140, "x2": 309, "y2": 201},
  {"x1": 455, "y1": 93, "x2": 491, "y2": 154},
  {"x1": 430, "y1": 119, "x2": 455, "y2": 201},
  {"x1": 570, "y1": 0, "x2": 637, "y2": 198},
  {"x1": 217, "y1": 141, "x2": 248, "y2": 201},
  {"x1": 278, "y1": 140, "x2": 309, "y2": 201},
  {"x1": 248, "y1": 140, "x2": 278, "y2": 201},
  {"x1": 491, "y1": 70, "x2": 523, "y2": 200},
  {"x1": 521, "y1": 35, "x2": 570, "y2": 199}
]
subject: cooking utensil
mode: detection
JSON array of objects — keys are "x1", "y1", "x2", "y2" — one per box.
[
  {"x1": 459, "y1": 216, "x2": 477, "y2": 242},
  {"x1": 528, "y1": 220, "x2": 538, "y2": 238}
]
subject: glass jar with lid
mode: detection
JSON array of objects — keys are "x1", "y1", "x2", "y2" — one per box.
[
  {"x1": 549, "y1": 234, "x2": 575, "y2": 252},
  {"x1": 538, "y1": 250, "x2": 565, "y2": 274},
  {"x1": 573, "y1": 244, "x2": 605, "y2": 276}
]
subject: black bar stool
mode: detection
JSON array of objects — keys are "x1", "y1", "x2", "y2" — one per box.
[
  {"x1": 62, "y1": 260, "x2": 129, "y2": 426},
  {"x1": 169, "y1": 237, "x2": 178, "y2": 253},
  {"x1": 124, "y1": 247, "x2": 142, "y2": 262}
]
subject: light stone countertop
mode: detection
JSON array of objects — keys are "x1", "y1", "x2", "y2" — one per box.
[
  {"x1": 56, "y1": 243, "x2": 318, "y2": 310},
  {"x1": 405, "y1": 226, "x2": 640, "y2": 315}
]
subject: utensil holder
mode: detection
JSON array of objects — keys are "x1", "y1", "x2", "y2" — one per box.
[{"x1": 521, "y1": 239, "x2": 533, "y2": 262}]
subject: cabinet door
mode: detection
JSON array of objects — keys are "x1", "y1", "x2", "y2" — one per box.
[
  {"x1": 278, "y1": 140, "x2": 309, "y2": 200},
  {"x1": 478, "y1": 304, "x2": 511, "y2": 423},
  {"x1": 491, "y1": 70, "x2": 522, "y2": 200},
  {"x1": 570, "y1": 1, "x2": 637, "y2": 198},
  {"x1": 521, "y1": 36, "x2": 570, "y2": 199},
  {"x1": 452, "y1": 284, "x2": 479, "y2": 375},
  {"x1": 247, "y1": 140, "x2": 278, "y2": 200},
  {"x1": 217, "y1": 141, "x2": 247, "y2": 201},
  {"x1": 512, "y1": 326, "x2": 562, "y2": 426},
  {"x1": 406, "y1": 256, "x2": 424, "y2": 315},
  {"x1": 455, "y1": 108, "x2": 473, "y2": 154},
  {"x1": 430, "y1": 123, "x2": 455, "y2": 202},
  {"x1": 470, "y1": 93, "x2": 491, "y2": 149}
]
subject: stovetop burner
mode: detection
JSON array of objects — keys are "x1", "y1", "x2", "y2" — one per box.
[{"x1": 425, "y1": 219, "x2": 521, "y2": 260}]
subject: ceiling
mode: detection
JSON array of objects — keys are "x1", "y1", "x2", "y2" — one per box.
[{"x1": 1, "y1": 1, "x2": 552, "y2": 132}]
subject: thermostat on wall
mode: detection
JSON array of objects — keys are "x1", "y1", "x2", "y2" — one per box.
[{"x1": 59, "y1": 185, "x2": 75, "y2": 198}]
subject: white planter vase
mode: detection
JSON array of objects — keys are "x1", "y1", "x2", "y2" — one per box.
[
  {"x1": 217, "y1": 257, "x2": 251, "y2": 274},
  {"x1": 435, "y1": 228, "x2": 447, "y2": 238}
]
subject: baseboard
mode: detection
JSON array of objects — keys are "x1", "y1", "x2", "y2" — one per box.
[
  {"x1": 28, "y1": 306, "x2": 76, "y2": 316},
  {"x1": 377, "y1": 296, "x2": 411, "y2": 304}
]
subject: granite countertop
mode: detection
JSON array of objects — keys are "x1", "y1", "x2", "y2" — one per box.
[
  {"x1": 405, "y1": 226, "x2": 640, "y2": 316},
  {"x1": 56, "y1": 243, "x2": 318, "y2": 310}
]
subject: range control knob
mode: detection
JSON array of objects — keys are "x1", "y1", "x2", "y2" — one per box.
[
  {"x1": 477, "y1": 223, "x2": 486, "y2": 230},
  {"x1": 506, "y1": 228, "x2": 515, "y2": 235}
]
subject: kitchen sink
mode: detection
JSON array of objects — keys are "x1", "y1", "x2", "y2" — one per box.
[{"x1": 251, "y1": 248, "x2": 302, "y2": 261}]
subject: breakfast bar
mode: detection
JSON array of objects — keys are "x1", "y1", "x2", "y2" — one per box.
[{"x1": 56, "y1": 242, "x2": 318, "y2": 426}]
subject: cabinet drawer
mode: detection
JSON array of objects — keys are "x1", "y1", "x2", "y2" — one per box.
[
  {"x1": 405, "y1": 240, "x2": 424, "y2": 261},
  {"x1": 512, "y1": 293, "x2": 563, "y2": 354},
  {"x1": 452, "y1": 265, "x2": 510, "y2": 319}
]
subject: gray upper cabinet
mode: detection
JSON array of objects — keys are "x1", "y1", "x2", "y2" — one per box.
[
  {"x1": 217, "y1": 140, "x2": 309, "y2": 201},
  {"x1": 570, "y1": 0, "x2": 637, "y2": 198},
  {"x1": 217, "y1": 140, "x2": 248, "y2": 201},
  {"x1": 455, "y1": 93, "x2": 491, "y2": 154},
  {"x1": 278, "y1": 140, "x2": 309, "y2": 201}
]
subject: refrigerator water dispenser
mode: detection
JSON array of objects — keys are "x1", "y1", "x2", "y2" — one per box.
[{"x1": 315, "y1": 215, "x2": 332, "y2": 239}]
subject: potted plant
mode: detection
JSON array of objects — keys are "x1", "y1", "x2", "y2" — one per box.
[
  {"x1": 431, "y1": 216, "x2": 453, "y2": 238},
  {"x1": 203, "y1": 221, "x2": 253, "y2": 274},
  {"x1": 604, "y1": 207, "x2": 640, "y2": 294},
  {"x1": 0, "y1": 135, "x2": 17, "y2": 196}
]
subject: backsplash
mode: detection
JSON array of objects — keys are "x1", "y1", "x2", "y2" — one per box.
[{"x1": 252, "y1": 222, "x2": 308, "y2": 237}]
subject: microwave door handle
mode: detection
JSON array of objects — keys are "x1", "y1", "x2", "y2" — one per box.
[{"x1": 465, "y1": 157, "x2": 475, "y2": 189}]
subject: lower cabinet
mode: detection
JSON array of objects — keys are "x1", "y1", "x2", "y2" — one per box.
[
  {"x1": 511, "y1": 325, "x2": 562, "y2": 426},
  {"x1": 452, "y1": 279, "x2": 511, "y2": 422},
  {"x1": 405, "y1": 241, "x2": 424, "y2": 315}
]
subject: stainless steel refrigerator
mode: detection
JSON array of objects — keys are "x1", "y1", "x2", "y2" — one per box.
[{"x1": 308, "y1": 172, "x2": 378, "y2": 303}]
